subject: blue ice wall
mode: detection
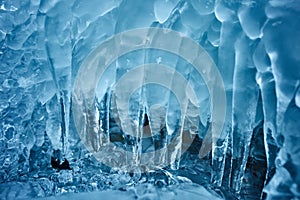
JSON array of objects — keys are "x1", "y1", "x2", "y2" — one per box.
[{"x1": 0, "y1": 0, "x2": 299, "y2": 199}]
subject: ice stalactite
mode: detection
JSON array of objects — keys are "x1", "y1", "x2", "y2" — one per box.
[{"x1": 230, "y1": 33, "x2": 260, "y2": 193}]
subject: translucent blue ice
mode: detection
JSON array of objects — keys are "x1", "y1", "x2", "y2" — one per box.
[{"x1": 0, "y1": 0, "x2": 299, "y2": 199}]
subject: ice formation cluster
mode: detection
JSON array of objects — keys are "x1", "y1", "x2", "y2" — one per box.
[{"x1": 0, "y1": 0, "x2": 299, "y2": 199}]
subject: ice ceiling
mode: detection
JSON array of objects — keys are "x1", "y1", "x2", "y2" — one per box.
[{"x1": 0, "y1": 0, "x2": 300, "y2": 199}]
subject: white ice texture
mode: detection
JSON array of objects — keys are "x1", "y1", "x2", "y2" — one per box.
[{"x1": 0, "y1": 0, "x2": 300, "y2": 199}]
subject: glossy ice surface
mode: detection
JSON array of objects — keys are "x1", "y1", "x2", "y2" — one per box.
[{"x1": 0, "y1": 0, "x2": 299, "y2": 199}]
